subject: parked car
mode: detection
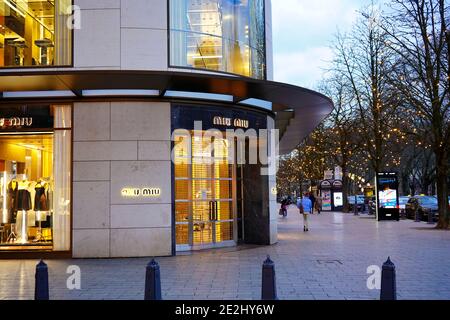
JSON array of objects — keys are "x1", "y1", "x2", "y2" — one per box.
[
  {"x1": 278, "y1": 195, "x2": 294, "y2": 205},
  {"x1": 348, "y1": 195, "x2": 366, "y2": 211},
  {"x1": 399, "y1": 196, "x2": 411, "y2": 217},
  {"x1": 367, "y1": 195, "x2": 410, "y2": 216},
  {"x1": 405, "y1": 196, "x2": 439, "y2": 221}
]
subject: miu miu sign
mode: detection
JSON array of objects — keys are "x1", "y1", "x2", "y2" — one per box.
[
  {"x1": 121, "y1": 187, "x2": 161, "y2": 198},
  {"x1": 0, "y1": 117, "x2": 33, "y2": 128},
  {"x1": 213, "y1": 116, "x2": 249, "y2": 129}
]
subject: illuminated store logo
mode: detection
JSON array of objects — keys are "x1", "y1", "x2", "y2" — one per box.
[
  {"x1": 0, "y1": 117, "x2": 33, "y2": 128},
  {"x1": 213, "y1": 116, "x2": 249, "y2": 129},
  {"x1": 121, "y1": 187, "x2": 161, "y2": 198}
]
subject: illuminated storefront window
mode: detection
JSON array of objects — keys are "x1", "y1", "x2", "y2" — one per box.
[
  {"x1": 169, "y1": 0, "x2": 266, "y2": 79},
  {"x1": 0, "y1": 104, "x2": 71, "y2": 252},
  {"x1": 174, "y1": 131, "x2": 235, "y2": 250},
  {"x1": 0, "y1": 0, "x2": 72, "y2": 67}
]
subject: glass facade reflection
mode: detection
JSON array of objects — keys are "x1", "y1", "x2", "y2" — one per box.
[
  {"x1": 0, "y1": 0, "x2": 72, "y2": 67},
  {"x1": 170, "y1": 0, "x2": 266, "y2": 79}
]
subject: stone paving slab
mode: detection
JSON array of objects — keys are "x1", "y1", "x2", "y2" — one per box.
[{"x1": 1, "y1": 208, "x2": 449, "y2": 300}]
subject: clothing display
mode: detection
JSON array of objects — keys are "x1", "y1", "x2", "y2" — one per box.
[
  {"x1": 1, "y1": 176, "x2": 54, "y2": 245},
  {"x1": 34, "y1": 183, "x2": 49, "y2": 211},
  {"x1": 0, "y1": 118, "x2": 69, "y2": 251},
  {"x1": 7, "y1": 180, "x2": 18, "y2": 223},
  {"x1": 16, "y1": 184, "x2": 32, "y2": 211}
]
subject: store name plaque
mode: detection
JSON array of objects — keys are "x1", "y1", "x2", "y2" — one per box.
[
  {"x1": 0, "y1": 117, "x2": 33, "y2": 128},
  {"x1": 121, "y1": 187, "x2": 161, "y2": 198},
  {"x1": 213, "y1": 116, "x2": 249, "y2": 129}
]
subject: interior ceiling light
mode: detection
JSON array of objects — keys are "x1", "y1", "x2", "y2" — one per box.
[
  {"x1": 81, "y1": 89, "x2": 160, "y2": 97},
  {"x1": 164, "y1": 90, "x2": 234, "y2": 102},
  {"x1": 2, "y1": 91, "x2": 75, "y2": 98}
]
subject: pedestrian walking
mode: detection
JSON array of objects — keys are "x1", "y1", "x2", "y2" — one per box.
[
  {"x1": 297, "y1": 192, "x2": 312, "y2": 232},
  {"x1": 315, "y1": 196, "x2": 322, "y2": 214},
  {"x1": 279, "y1": 197, "x2": 288, "y2": 217},
  {"x1": 309, "y1": 193, "x2": 316, "y2": 214}
]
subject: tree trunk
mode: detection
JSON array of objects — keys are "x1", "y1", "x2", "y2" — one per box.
[
  {"x1": 435, "y1": 149, "x2": 449, "y2": 229},
  {"x1": 342, "y1": 168, "x2": 350, "y2": 213}
]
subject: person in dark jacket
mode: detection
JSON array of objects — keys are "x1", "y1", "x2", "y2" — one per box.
[
  {"x1": 315, "y1": 196, "x2": 323, "y2": 214},
  {"x1": 309, "y1": 193, "x2": 316, "y2": 214},
  {"x1": 280, "y1": 198, "x2": 289, "y2": 217}
]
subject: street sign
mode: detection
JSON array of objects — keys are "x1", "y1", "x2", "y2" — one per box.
[
  {"x1": 324, "y1": 170, "x2": 333, "y2": 180},
  {"x1": 334, "y1": 166, "x2": 343, "y2": 181}
]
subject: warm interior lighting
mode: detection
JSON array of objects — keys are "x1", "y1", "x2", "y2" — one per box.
[
  {"x1": 0, "y1": 131, "x2": 53, "y2": 135},
  {"x1": 1, "y1": 0, "x2": 72, "y2": 67},
  {"x1": 1, "y1": 172, "x2": 7, "y2": 224},
  {"x1": 189, "y1": 55, "x2": 223, "y2": 59},
  {"x1": 2, "y1": 0, "x2": 26, "y2": 17}
]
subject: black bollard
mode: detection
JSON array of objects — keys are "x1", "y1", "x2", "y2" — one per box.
[
  {"x1": 261, "y1": 255, "x2": 277, "y2": 300},
  {"x1": 35, "y1": 260, "x2": 49, "y2": 300},
  {"x1": 380, "y1": 257, "x2": 397, "y2": 300},
  {"x1": 353, "y1": 196, "x2": 359, "y2": 216},
  {"x1": 414, "y1": 209, "x2": 421, "y2": 222},
  {"x1": 144, "y1": 259, "x2": 162, "y2": 300},
  {"x1": 427, "y1": 211, "x2": 434, "y2": 224}
]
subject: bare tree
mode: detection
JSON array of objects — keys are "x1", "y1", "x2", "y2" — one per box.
[
  {"x1": 383, "y1": 0, "x2": 449, "y2": 228},
  {"x1": 331, "y1": 4, "x2": 400, "y2": 175},
  {"x1": 318, "y1": 75, "x2": 362, "y2": 212}
]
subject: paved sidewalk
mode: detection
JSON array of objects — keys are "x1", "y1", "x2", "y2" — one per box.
[{"x1": 1, "y1": 208, "x2": 450, "y2": 300}]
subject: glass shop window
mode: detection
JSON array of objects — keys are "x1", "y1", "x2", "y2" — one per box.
[
  {"x1": 0, "y1": 0, "x2": 72, "y2": 67},
  {"x1": 0, "y1": 104, "x2": 71, "y2": 252},
  {"x1": 169, "y1": 0, "x2": 266, "y2": 79}
]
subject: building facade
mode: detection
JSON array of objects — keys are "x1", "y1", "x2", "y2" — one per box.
[{"x1": 0, "y1": 0, "x2": 332, "y2": 258}]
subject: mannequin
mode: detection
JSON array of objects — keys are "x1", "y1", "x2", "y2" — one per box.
[
  {"x1": 34, "y1": 179, "x2": 48, "y2": 242},
  {"x1": 34, "y1": 179, "x2": 49, "y2": 212},
  {"x1": 16, "y1": 179, "x2": 32, "y2": 211},
  {"x1": 16, "y1": 179, "x2": 31, "y2": 243},
  {"x1": 6, "y1": 179, "x2": 18, "y2": 242},
  {"x1": 7, "y1": 179, "x2": 18, "y2": 223},
  {"x1": 43, "y1": 178, "x2": 53, "y2": 229}
]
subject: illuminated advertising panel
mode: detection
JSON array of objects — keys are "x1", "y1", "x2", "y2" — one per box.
[
  {"x1": 334, "y1": 192, "x2": 343, "y2": 207},
  {"x1": 375, "y1": 172, "x2": 400, "y2": 221}
]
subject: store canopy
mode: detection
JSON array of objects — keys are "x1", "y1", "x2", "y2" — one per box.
[{"x1": 0, "y1": 70, "x2": 333, "y2": 154}]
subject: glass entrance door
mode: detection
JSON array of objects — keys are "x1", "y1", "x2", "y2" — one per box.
[{"x1": 175, "y1": 131, "x2": 236, "y2": 251}]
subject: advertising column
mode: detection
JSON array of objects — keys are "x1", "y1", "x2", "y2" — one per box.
[
  {"x1": 375, "y1": 172, "x2": 400, "y2": 221},
  {"x1": 332, "y1": 180, "x2": 343, "y2": 211},
  {"x1": 320, "y1": 180, "x2": 332, "y2": 212}
]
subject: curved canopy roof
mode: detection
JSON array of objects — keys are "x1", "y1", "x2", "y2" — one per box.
[{"x1": 0, "y1": 70, "x2": 333, "y2": 154}]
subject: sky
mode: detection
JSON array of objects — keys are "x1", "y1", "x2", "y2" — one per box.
[{"x1": 272, "y1": 0, "x2": 373, "y2": 89}]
